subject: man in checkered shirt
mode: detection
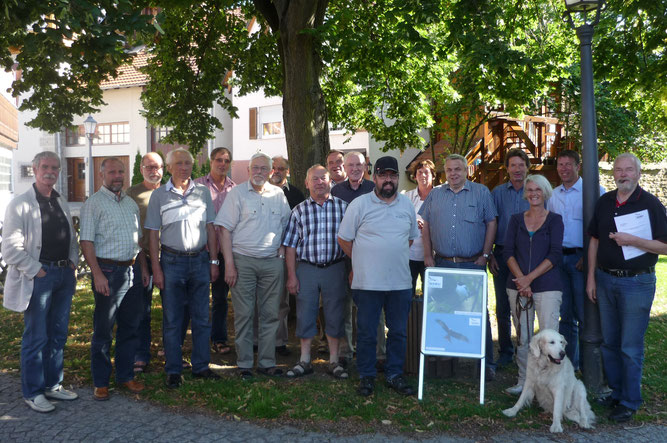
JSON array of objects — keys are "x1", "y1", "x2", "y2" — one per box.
[{"x1": 282, "y1": 165, "x2": 349, "y2": 379}]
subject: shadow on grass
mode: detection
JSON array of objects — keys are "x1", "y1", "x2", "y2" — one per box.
[{"x1": 0, "y1": 273, "x2": 665, "y2": 437}]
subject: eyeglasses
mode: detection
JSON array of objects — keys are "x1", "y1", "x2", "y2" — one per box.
[
  {"x1": 377, "y1": 172, "x2": 399, "y2": 180},
  {"x1": 142, "y1": 165, "x2": 163, "y2": 171},
  {"x1": 251, "y1": 166, "x2": 270, "y2": 173}
]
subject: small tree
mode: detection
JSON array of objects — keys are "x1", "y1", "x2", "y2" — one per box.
[{"x1": 131, "y1": 151, "x2": 143, "y2": 185}]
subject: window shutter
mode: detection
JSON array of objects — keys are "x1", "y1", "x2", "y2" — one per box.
[{"x1": 249, "y1": 107, "x2": 257, "y2": 140}]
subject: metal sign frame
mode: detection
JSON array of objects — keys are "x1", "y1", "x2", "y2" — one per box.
[{"x1": 417, "y1": 267, "x2": 488, "y2": 404}]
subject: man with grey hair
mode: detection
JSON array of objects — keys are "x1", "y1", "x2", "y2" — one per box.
[
  {"x1": 146, "y1": 148, "x2": 220, "y2": 388},
  {"x1": 81, "y1": 157, "x2": 148, "y2": 401},
  {"x1": 216, "y1": 152, "x2": 291, "y2": 378},
  {"x1": 420, "y1": 153, "x2": 498, "y2": 381},
  {"x1": 587, "y1": 152, "x2": 667, "y2": 423},
  {"x1": 2, "y1": 151, "x2": 79, "y2": 412},
  {"x1": 331, "y1": 151, "x2": 376, "y2": 365}
]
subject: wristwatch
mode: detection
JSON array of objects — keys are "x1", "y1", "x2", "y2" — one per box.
[
  {"x1": 482, "y1": 253, "x2": 491, "y2": 261},
  {"x1": 209, "y1": 259, "x2": 220, "y2": 265}
]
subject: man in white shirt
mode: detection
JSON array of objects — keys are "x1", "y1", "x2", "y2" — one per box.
[{"x1": 547, "y1": 149, "x2": 605, "y2": 370}]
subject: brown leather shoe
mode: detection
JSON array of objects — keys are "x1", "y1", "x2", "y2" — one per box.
[
  {"x1": 121, "y1": 380, "x2": 145, "y2": 393},
  {"x1": 93, "y1": 387, "x2": 109, "y2": 401}
]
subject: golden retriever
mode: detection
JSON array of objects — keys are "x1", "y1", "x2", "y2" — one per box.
[{"x1": 502, "y1": 329, "x2": 595, "y2": 433}]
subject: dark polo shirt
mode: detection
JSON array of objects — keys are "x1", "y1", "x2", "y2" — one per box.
[
  {"x1": 589, "y1": 186, "x2": 667, "y2": 270},
  {"x1": 282, "y1": 183, "x2": 305, "y2": 210},
  {"x1": 331, "y1": 179, "x2": 375, "y2": 204},
  {"x1": 34, "y1": 184, "x2": 70, "y2": 262}
]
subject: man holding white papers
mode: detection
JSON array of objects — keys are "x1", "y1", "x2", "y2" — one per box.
[{"x1": 586, "y1": 153, "x2": 667, "y2": 423}]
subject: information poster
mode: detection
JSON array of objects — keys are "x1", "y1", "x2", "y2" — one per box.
[{"x1": 421, "y1": 268, "x2": 487, "y2": 358}]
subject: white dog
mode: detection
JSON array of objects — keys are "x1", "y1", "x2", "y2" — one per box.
[{"x1": 502, "y1": 329, "x2": 595, "y2": 433}]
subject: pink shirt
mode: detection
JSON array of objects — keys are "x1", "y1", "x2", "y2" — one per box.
[{"x1": 194, "y1": 174, "x2": 236, "y2": 213}]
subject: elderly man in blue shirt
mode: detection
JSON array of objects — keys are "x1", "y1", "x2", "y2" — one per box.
[{"x1": 420, "y1": 153, "x2": 498, "y2": 380}]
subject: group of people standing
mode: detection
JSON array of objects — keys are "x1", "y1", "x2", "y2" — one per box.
[{"x1": 3, "y1": 146, "x2": 665, "y2": 423}]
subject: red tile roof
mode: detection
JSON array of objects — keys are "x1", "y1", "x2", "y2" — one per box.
[{"x1": 100, "y1": 51, "x2": 149, "y2": 90}]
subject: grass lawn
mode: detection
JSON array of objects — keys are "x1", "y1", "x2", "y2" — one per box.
[{"x1": 1, "y1": 257, "x2": 666, "y2": 437}]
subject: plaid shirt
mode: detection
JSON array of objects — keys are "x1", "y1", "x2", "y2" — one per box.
[{"x1": 282, "y1": 195, "x2": 347, "y2": 264}]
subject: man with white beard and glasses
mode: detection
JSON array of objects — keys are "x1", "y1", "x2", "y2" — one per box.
[
  {"x1": 587, "y1": 153, "x2": 667, "y2": 423},
  {"x1": 216, "y1": 153, "x2": 291, "y2": 379},
  {"x1": 338, "y1": 156, "x2": 418, "y2": 397}
]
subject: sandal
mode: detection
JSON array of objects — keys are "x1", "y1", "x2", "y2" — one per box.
[
  {"x1": 133, "y1": 361, "x2": 147, "y2": 374},
  {"x1": 212, "y1": 342, "x2": 232, "y2": 354},
  {"x1": 328, "y1": 361, "x2": 349, "y2": 379},
  {"x1": 286, "y1": 361, "x2": 313, "y2": 378},
  {"x1": 257, "y1": 366, "x2": 284, "y2": 377}
]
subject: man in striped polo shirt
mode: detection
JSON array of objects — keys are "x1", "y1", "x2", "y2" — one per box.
[
  {"x1": 146, "y1": 148, "x2": 220, "y2": 388},
  {"x1": 283, "y1": 165, "x2": 348, "y2": 379}
]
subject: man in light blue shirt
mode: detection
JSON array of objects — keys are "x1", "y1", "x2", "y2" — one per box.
[
  {"x1": 547, "y1": 150, "x2": 605, "y2": 370},
  {"x1": 489, "y1": 149, "x2": 530, "y2": 367}
]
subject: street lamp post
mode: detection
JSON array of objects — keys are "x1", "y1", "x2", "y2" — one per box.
[
  {"x1": 83, "y1": 115, "x2": 97, "y2": 198},
  {"x1": 563, "y1": 0, "x2": 605, "y2": 395}
]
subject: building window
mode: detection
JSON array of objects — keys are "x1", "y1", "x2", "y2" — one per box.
[
  {"x1": 262, "y1": 121, "x2": 282, "y2": 137},
  {"x1": 155, "y1": 126, "x2": 171, "y2": 143},
  {"x1": 65, "y1": 122, "x2": 130, "y2": 146},
  {"x1": 258, "y1": 105, "x2": 283, "y2": 139},
  {"x1": 95, "y1": 122, "x2": 130, "y2": 145},
  {"x1": 65, "y1": 126, "x2": 86, "y2": 146},
  {"x1": 0, "y1": 154, "x2": 12, "y2": 191}
]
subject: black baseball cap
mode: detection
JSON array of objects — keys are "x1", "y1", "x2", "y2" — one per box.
[{"x1": 374, "y1": 156, "x2": 399, "y2": 174}]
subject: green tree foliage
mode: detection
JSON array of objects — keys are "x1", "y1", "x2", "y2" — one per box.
[
  {"x1": 140, "y1": 2, "x2": 248, "y2": 151},
  {"x1": 0, "y1": 0, "x2": 153, "y2": 132},
  {"x1": 3, "y1": 0, "x2": 665, "y2": 182},
  {"x1": 131, "y1": 150, "x2": 143, "y2": 185}
]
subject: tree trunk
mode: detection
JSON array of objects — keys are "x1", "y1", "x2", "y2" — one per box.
[{"x1": 256, "y1": 0, "x2": 330, "y2": 193}]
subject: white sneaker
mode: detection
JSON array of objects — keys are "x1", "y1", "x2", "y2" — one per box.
[
  {"x1": 24, "y1": 394, "x2": 55, "y2": 413},
  {"x1": 44, "y1": 385, "x2": 79, "y2": 401},
  {"x1": 505, "y1": 384, "x2": 523, "y2": 396}
]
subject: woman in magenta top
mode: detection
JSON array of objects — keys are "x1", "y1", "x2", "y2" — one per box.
[{"x1": 503, "y1": 174, "x2": 564, "y2": 395}]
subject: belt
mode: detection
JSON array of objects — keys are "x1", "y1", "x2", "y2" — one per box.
[
  {"x1": 599, "y1": 266, "x2": 655, "y2": 278},
  {"x1": 298, "y1": 257, "x2": 344, "y2": 269},
  {"x1": 97, "y1": 257, "x2": 135, "y2": 267},
  {"x1": 435, "y1": 253, "x2": 480, "y2": 263},
  {"x1": 40, "y1": 259, "x2": 70, "y2": 268},
  {"x1": 562, "y1": 247, "x2": 583, "y2": 255},
  {"x1": 161, "y1": 245, "x2": 206, "y2": 257}
]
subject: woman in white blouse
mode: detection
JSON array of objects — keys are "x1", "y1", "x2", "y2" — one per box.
[{"x1": 403, "y1": 159, "x2": 437, "y2": 297}]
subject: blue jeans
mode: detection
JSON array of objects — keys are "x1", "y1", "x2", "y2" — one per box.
[
  {"x1": 210, "y1": 253, "x2": 229, "y2": 345},
  {"x1": 161, "y1": 250, "x2": 211, "y2": 375},
  {"x1": 492, "y1": 246, "x2": 514, "y2": 358},
  {"x1": 134, "y1": 265, "x2": 154, "y2": 364},
  {"x1": 353, "y1": 288, "x2": 412, "y2": 379},
  {"x1": 21, "y1": 263, "x2": 75, "y2": 399},
  {"x1": 91, "y1": 262, "x2": 143, "y2": 387},
  {"x1": 558, "y1": 251, "x2": 585, "y2": 369},
  {"x1": 596, "y1": 269, "x2": 655, "y2": 411},
  {"x1": 435, "y1": 258, "x2": 496, "y2": 369}
]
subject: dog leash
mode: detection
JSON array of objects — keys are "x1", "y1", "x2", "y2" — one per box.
[{"x1": 515, "y1": 293, "x2": 534, "y2": 351}]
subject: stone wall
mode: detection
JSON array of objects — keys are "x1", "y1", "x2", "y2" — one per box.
[{"x1": 598, "y1": 162, "x2": 667, "y2": 207}]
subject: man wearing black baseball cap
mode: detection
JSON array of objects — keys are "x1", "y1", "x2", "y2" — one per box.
[{"x1": 338, "y1": 156, "x2": 419, "y2": 396}]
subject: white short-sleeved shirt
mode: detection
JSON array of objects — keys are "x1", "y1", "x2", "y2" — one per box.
[
  {"x1": 338, "y1": 191, "x2": 418, "y2": 290},
  {"x1": 215, "y1": 181, "x2": 291, "y2": 258}
]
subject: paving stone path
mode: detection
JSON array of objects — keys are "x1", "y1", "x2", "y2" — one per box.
[{"x1": 0, "y1": 373, "x2": 663, "y2": 442}]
